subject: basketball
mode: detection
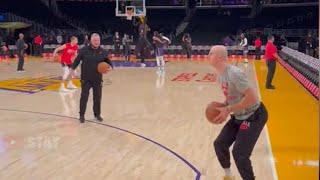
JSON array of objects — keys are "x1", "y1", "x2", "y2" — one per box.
[
  {"x1": 97, "y1": 62, "x2": 111, "y2": 74},
  {"x1": 53, "y1": 54, "x2": 60, "y2": 62},
  {"x1": 205, "y1": 102, "x2": 225, "y2": 124}
]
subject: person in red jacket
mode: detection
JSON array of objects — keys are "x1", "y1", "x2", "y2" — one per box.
[
  {"x1": 1, "y1": 42, "x2": 9, "y2": 65},
  {"x1": 53, "y1": 36, "x2": 79, "y2": 92},
  {"x1": 254, "y1": 36, "x2": 262, "y2": 60},
  {"x1": 34, "y1": 35, "x2": 43, "y2": 56}
]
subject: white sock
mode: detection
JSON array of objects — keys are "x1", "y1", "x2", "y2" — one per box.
[
  {"x1": 62, "y1": 66, "x2": 69, "y2": 80},
  {"x1": 224, "y1": 168, "x2": 233, "y2": 177},
  {"x1": 73, "y1": 69, "x2": 78, "y2": 77},
  {"x1": 160, "y1": 56, "x2": 165, "y2": 67},
  {"x1": 156, "y1": 56, "x2": 160, "y2": 67},
  {"x1": 159, "y1": 56, "x2": 165, "y2": 70}
]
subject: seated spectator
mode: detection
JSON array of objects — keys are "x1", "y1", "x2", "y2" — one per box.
[{"x1": 305, "y1": 33, "x2": 316, "y2": 57}]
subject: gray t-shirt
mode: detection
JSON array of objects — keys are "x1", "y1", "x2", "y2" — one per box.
[
  {"x1": 16, "y1": 39, "x2": 25, "y2": 51},
  {"x1": 218, "y1": 65, "x2": 260, "y2": 120}
]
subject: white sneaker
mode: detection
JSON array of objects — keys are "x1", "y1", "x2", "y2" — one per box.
[
  {"x1": 59, "y1": 85, "x2": 70, "y2": 92},
  {"x1": 141, "y1": 63, "x2": 146, "y2": 67},
  {"x1": 156, "y1": 67, "x2": 161, "y2": 75},
  {"x1": 67, "y1": 81, "x2": 77, "y2": 89}
]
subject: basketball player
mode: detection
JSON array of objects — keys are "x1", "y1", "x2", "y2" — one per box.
[
  {"x1": 239, "y1": 33, "x2": 248, "y2": 63},
  {"x1": 153, "y1": 31, "x2": 166, "y2": 73},
  {"x1": 208, "y1": 45, "x2": 268, "y2": 180},
  {"x1": 70, "y1": 33, "x2": 113, "y2": 123},
  {"x1": 136, "y1": 33, "x2": 151, "y2": 67},
  {"x1": 52, "y1": 36, "x2": 79, "y2": 92}
]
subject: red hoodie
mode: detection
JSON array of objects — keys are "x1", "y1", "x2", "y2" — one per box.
[
  {"x1": 34, "y1": 35, "x2": 43, "y2": 45},
  {"x1": 254, "y1": 38, "x2": 262, "y2": 48}
]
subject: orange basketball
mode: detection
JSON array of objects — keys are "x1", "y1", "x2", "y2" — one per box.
[
  {"x1": 97, "y1": 62, "x2": 111, "y2": 74},
  {"x1": 53, "y1": 54, "x2": 60, "y2": 62},
  {"x1": 205, "y1": 102, "x2": 225, "y2": 124}
]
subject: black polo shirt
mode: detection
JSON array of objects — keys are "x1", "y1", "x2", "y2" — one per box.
[{"x1": 72, "y1": 46, "x2": 113, "y2": 82}]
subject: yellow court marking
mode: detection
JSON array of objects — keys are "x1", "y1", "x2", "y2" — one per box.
[
  {"x1": 0, "y1": 76, "x2": 80, "y2": 93},
  {"x1": 254, "y1": 60, "x2": 319, "y2": 180}
]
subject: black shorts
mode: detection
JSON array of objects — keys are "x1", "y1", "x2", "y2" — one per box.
[{"x1": 61, "y1": 63, "x2": 72, "y2": 68}]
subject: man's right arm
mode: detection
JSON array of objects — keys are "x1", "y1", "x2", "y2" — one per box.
[
  {"x1": 71, "y1": 49, "x2": 84, "y2": 70},
  {"x1": 53, "y1": 44, "x2": 66, "y2": 57}
]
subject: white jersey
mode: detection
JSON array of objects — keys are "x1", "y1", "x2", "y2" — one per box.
[{"x1": 240, "y1": 38, "x2": 248, "y2": 47}]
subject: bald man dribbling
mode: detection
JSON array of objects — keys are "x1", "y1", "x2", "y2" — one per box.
[{"x1": 208, "y1": 45, "x2": 268, "y2": 180}]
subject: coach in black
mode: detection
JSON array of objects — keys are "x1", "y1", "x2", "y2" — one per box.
[{"x1": 71, "y1": 33, "x2": 113, "y2": 123}]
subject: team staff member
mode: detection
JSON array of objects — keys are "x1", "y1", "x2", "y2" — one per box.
[
  {"x1": 182, "y1": 33, "x2": 192, "y2": 59},
  {"x1": 71, "y1": 33, "x2": 113, "y2": 123},
  {"x1": 265, "y1": 35, "x2": 282, "y2": 89},
  {"x1": 16, "y1": 33, "x2": 28, "y2": 72},
  {"x1": 254, "y1": 36, "x2": 262, "y2": 60}
]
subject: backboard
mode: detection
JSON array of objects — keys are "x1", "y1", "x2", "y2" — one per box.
[{"x1": 116, "y1": 0, "x2": 146, "y2": 18}]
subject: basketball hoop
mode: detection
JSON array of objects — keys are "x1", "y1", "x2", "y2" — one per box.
[{"x1": 115, "y1": 0, "x2": 146, "y2": 19}]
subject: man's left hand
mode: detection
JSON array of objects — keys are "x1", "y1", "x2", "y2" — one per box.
[{"x1": 214, "y1": 106, "x2": 230, "y2": 124}]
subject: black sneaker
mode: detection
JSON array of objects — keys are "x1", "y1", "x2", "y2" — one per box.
[
  {"x1": 79, "y1": 116, "x2": 85, "y2": 123},
  {"x1": 266, "y1": 85, "x2": 275, "y2": 89},
  {"x1": 95, "y1": 116, "x2": 103, "y2": 122}
]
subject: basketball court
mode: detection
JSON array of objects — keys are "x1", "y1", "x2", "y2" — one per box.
[
  {"x1": 0, "y1": 57, "x2": 275, "y2": 180},
  {"x1": 0, "y1": 54, "x2": 318, "y2": 180}
]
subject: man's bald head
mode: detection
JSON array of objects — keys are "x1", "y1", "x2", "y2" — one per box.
[
  {"x1": 19, "y1": 33, "x2": 24, "y2": 39},
  {"x1": 208, "y1": 45, "x2": 229, "y2": 73},
  {"x1": 209, "y1": 45, "x2": 228, "y2": 61}
]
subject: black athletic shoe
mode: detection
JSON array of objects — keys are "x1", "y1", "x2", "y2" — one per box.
[
  {"x1": 79, "y1": 116, "x2": 85, "y2": 123},
  {"x1": 95, "y1": 116, "x2": 103, "y2": 122},
  {"x1": 266, "y1": 85, "x2": 275, "y2": 89}
]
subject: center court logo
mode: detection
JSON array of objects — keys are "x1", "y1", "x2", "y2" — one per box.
[
  {"x1": 171, "y1": 73, "x2": 217, "y2": 82},
  {"x1": 0, "y1": 76, "x2": 80, "y2": 94}
]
